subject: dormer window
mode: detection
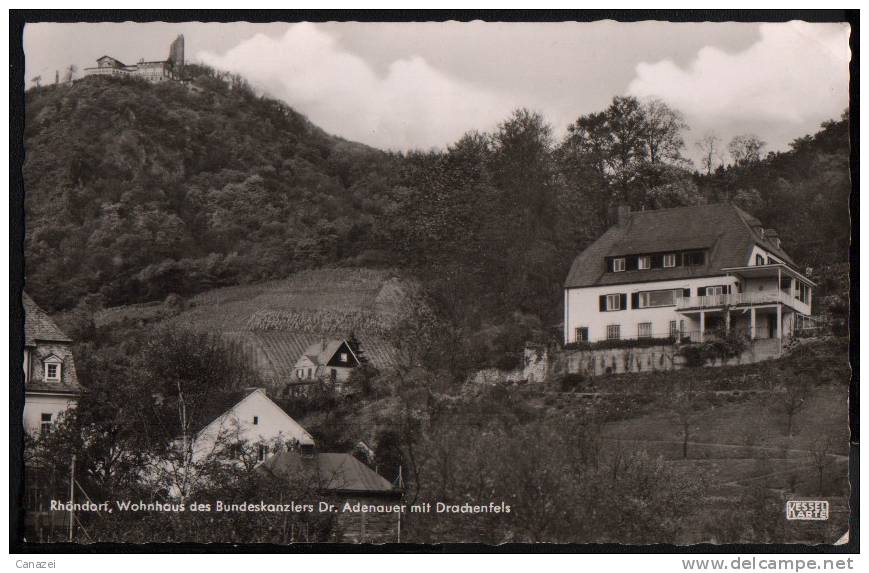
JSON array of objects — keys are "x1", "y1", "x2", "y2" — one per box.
[
  {"x1": 340, "y1": 353, "x2": 348, "y2": 363},
  {"x1": 613, "y1": 258, "x2": 626, "y2": 272},
  {"x1": 638, "y1": 256, "x2": 651, "y2": 270},
  {"x1": 43, "y1": 356, "x2": 62, "y2": 382},
  {"x1": 663, "y1": 254, "x2": 676, "y2": 268},
  {"x1": 756, "y1": 254, "x2": 765, "y2": 266}
]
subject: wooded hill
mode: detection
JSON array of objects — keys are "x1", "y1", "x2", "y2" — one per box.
[{"x1": 24, "y1": 66, "x2": 851, "y2": 377}]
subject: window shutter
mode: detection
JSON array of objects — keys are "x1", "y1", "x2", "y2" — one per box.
[
  {"x1": 698, "y1": 287, "x2": 707, "y2": 296},
  {"x1": 631, "y1": 292, "x2": 639, "y2": 309},
  {"x1": 619, "y1": 293, "x2": 627, "y2": 310},
  {"x1": 725, "y1": 285, "x2": 732, "y2": 294},
  {"x1": 606, "y1": 258, "x2": 613, "y2": 272},
  {"x1": 682, "y1": 288, "x2": 691, "y2": 298},
  {"x1": 599, "y1": 295, "x2": 606, "y2": 311}
]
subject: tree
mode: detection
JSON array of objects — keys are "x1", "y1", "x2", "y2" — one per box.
[
  {"x1": 30, "y1": 75, "x2": 42, "y2": 88},
  {"x1": 642, "y1": 97, "x2": 689, "y2": 165},
  {"x1": 777, "y1": 375, "x2": 811, "y2": 436},
  {"x1": 809, "y1": 437, "x2": 832, "y2": 495},
  {"x1": 728, "y1": 134, "x2": 767, "y2": 167},
  {"x1": 672, "y1": 388, "x2": 703, "y2": 459},
  {"x1": 695, "y1": 132, "x2": 723, "y2": 175},
  {"x1": 65, "y1": 64, "x2": 78, "y2": 83}
]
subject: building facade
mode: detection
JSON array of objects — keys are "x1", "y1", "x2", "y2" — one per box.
[
  {"x1": 563, "y1": 204, "x2": 815, "y2": 348},
  {"x1": 22, "y1": 294, "x2": 82, "y2": 435},
  {"x1": 293, "y1": 339, "x2": 360, "y2": 384},
  {"x1": 83, "y1": 35, "x2": 184, "y2": 83},
  {"x1": 191, "y1": 387, "x2": 315, "y2": 464}
]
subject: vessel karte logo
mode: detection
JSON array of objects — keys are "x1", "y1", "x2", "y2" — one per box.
[{"x1": 786, "y1": 500, "x2": 829, "y2": 520}]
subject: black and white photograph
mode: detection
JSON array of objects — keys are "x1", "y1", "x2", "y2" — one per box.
[{"x1": 10, "y1": 11, "x2": 857, "y2": 551}]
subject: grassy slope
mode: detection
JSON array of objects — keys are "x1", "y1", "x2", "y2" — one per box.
[
  {"x1": 322, "y1": 338, "x2": 851, "y2": 543},
  {"x1": 93, "y1": 267, "x2": 419, "y2": 385}
]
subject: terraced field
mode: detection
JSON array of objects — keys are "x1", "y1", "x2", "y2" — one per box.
[{"x1": 96, "y1": 268, "x2": 417, "y2": 387}]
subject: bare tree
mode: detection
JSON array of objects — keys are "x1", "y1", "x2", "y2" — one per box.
[
  {"x1": 695, "y1": 132, "x2": 722, "y2": 175},
  {"x1": 809, "y1": 437, "x2": 832, "y2": 495},
  {"x1": 672, "y1": 389, "x2": 702, "y2": 459},
  {"x1": 728, "y1": 134, "x2": 767, "y2": 167},
  {"x1": 777, "y1": 377, "x2": 811, "y2": 436},
  {"x1": 30, "y1": 75, "x2": 42, "y2": 88}
]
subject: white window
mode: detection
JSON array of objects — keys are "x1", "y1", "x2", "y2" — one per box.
[
  {"x1": 638, "y1": 290, "x2": 677, "y2": 308},
  {"x1": 669, "y1": 320, "x2": 679, "y2": 338},
  {"x1": 43, "y1": 358, "x2": 61, "y2": 382},
  {"x1": 638, "y1": 256, "x2": 651, "y2": 270},
  {"x1": 663, "y1": 254, "x2": 676, "y2": 268},
  {"x1": 706, "y1": 286, "x2": 725, "y2": 296},
  {"x1": 613, "y1": 258, "x2": 626, "y2": 272},
  {"x1": 606, "y1": 294, "x2": 621, "y2": 311},
  {"x1": 40, "y1": 413, "x2": 52, "y2": 435},
  {"x1": 340, "y1": 353, "x2": 348, "y2": 363},
  {"x1": 638, "y1": 323, "x2": 652, "y2": 339},
  {"x1": 575, "y1": 327, "x2": 589, "y2": 342},
  {"x1": 606, "y1": 325, "x2": 621, "y2": 340}
]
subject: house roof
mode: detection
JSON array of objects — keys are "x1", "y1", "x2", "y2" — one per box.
[
  {"x1": 190, "y1": 387, "x2": 314, "y2": 445},
  {"x1": 564, "y1": 203, "x2": 796, "y2": 289},
  {"x1": 258, "y1": 451, "x2": 397, "y2": 495},
  {"x1": 295, "y1": 339, "x2": 356, "y2": 368},
  {"x1": 23, "y1": 293, "x2": 72, "y2": 346},
  {"x1": 190, "y1": 387, "x2": 260, "y2": 437}
]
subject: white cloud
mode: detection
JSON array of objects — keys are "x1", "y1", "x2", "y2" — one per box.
[
  {"x1": 627, "y1": 22, "x2": 850, "y2": 126},
  {"x1": 197, "y1": 23, "x2": 516, "y2": 151}
]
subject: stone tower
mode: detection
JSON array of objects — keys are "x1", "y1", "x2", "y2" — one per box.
[{"x1": 168, "y1": 34, "x2": 185, "y2": 78}]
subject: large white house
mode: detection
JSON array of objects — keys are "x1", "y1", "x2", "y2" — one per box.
[
  {"x1": 22, "y1": 293, "x2": 82, "y2": 435},
  {"x1": 563, "y1": 204, "x2": 815, "y2": 346},
  {"x1": 190, "y1": 387, "x2": 315, "y2": 463}
]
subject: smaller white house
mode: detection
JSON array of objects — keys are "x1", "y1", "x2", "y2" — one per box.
[
  {"x1": 191, "y1": 387, "x2": 315, "y2": 464},
  {"x1": 22, "y1": 293, "x2": 82, "y2": 435},
  {"x1": 293, "y1": 339, "x2": 360, "y2": 384}
]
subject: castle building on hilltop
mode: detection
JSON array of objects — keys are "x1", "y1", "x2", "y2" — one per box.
[{"x1": 84, "y1": 35, "x2": 184, "y2": 82}]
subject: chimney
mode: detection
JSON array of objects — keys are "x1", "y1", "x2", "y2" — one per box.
[
  {"x1": 765, "y1": 228, "x2": 781, "y2": 249},
  {"x1": 616, "y1": 205, "x2": 631, "y2": 226}
]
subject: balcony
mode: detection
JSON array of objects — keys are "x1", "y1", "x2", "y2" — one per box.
[{"x1": 677, "y1": 291, "x2": 808, "y2": 313}]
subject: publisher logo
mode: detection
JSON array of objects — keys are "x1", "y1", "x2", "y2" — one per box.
[{"x1": 786, "y1": 500, "x2": 829, "y2": 520}]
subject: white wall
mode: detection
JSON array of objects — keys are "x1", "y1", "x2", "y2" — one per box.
[
  {"x1": 23, "y1": 393, "x2": 77, "y2": 435},
  {"x1": 565, "y1": 275, "x2": 739, "y2": 344},
  {"x1": 193, "y1": 389, "x2": 314, "y2": 461}
]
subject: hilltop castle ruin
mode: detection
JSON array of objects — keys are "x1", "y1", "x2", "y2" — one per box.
[{"x1": 84, "y1": 35, "x2": 184, "y2": 83}]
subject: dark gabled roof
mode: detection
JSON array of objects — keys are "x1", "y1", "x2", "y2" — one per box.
[
  {"x1": 23, "y1": 293, "x2": 72, "y2": 346},
  {"x1": 296, "y1": 339, "x2": 358, "y2": 368},
  {"x1": 564, "y1": 203, "x2": 796, "y2": 289},
  {"x1": 190, "y1": 387, "x2": 260, "y2": 436},
  {"x1": 259, "y1": 451, "x2": 397, "y2": 495}
]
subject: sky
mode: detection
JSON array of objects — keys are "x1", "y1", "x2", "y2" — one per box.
[{"x1": 23, "y1": 20, "x2": 851, "y2": 166}]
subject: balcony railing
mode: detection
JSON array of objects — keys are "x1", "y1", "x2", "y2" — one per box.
[{"x1": 676, "y1": 291, "x2": 806, "y2": 311}]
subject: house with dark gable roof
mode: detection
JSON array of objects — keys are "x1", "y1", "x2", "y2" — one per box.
[
  {"x1": 22, "y1": 294, "x2": 82, "y2": 435},
  {"x1": 563, "y1": 204, "x2": 815, "y2": 348},
  {"x1": 293, "y1": 339, "x2": 360, "y2": 385}
]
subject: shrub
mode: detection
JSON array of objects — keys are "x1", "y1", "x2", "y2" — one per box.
[
  {"x1": 564, "y1": 337, "x2": 675, "y2": 351},
  {"x1": 559, "y1": 373, "x2": 586, "y2": 392}
]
